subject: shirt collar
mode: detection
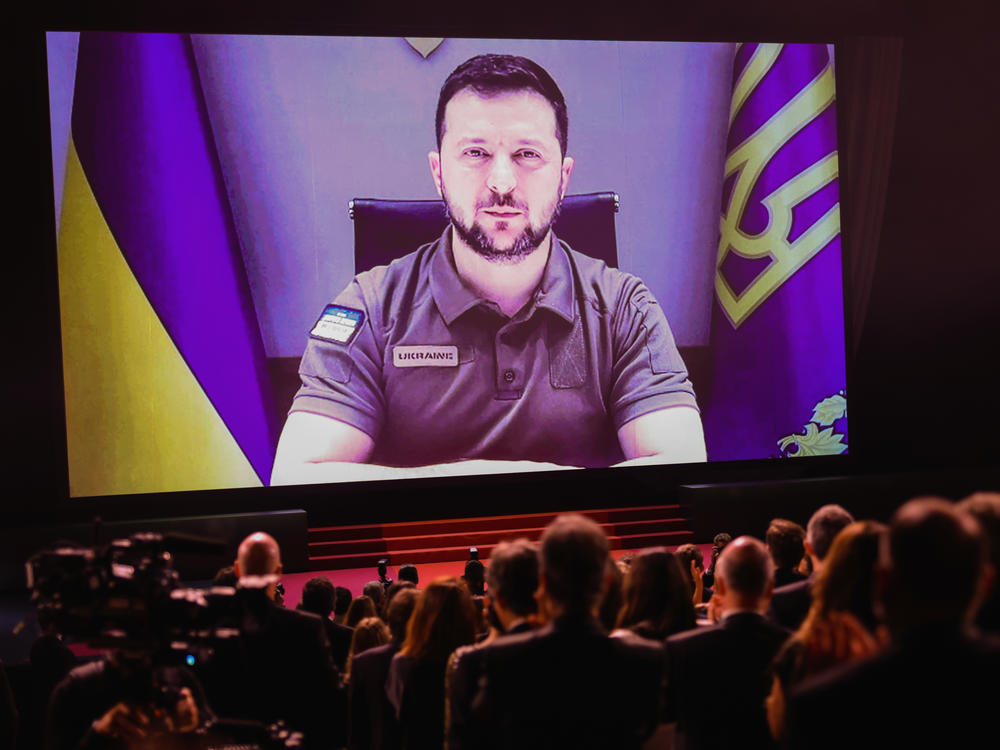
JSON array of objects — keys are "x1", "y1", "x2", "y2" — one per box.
[{"x1": 429, "y1": 228, "x2": 576, "y2": 326}]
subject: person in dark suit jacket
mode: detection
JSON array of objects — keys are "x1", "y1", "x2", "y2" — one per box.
[
  {"x1": 447, "y1": 538, "x2": 539, "y2": 750},
  {"x1": 768, "y1": 504, "x2": 854, "y2": 630},
  {"x1": 347, "y1": 585, "x2": 417, "y2": 750},
  {"x1": 666, "y1": 536, "x2": 790, "y2": 750},
  {"x1": 783, "y1": 498, "x2": 1000, "y2": 750},
  {"x1": 195, "y1": 532, "x2": 343, "y2": 750},
  {"x1": 297, "y1": 575, "x2": 355, "y2": 673},
  {"x1": 463, "y1": 514, "x2": 666, "y2": 750}
]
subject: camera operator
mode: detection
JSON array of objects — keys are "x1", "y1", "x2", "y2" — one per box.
[{"x1": 45, "y1": 649, "x2": 209, "y2": 750}]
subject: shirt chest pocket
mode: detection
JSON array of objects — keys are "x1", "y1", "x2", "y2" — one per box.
[{"x1": 549, "y1": 316, "x2": 588, "y2": 389}]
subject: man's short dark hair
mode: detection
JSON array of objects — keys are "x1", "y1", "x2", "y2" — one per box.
[
  {"x1": 334, "y1": 585, "x2": 352, "y2": 616},
  {"x1": 807, "y1": 504, "x2": 855, "y2": 560},
  {"x1": 486, "y1": 538, "x2": 539, "y2": 617},
  {"x1": 766, "y1": 519, "x2": 806, "y2": 570},
  {"x1": 886, "y1": 498, "x2": 987, "y2": 623},
  {"x1": 464, "y1": 558, "x2": 486, "y2": 596},
  {"x1": 299, "y1": 576, "x2": 336, "y2": 618},
  {"x1": 436, "y1": 54, "x2": 569, "y2": 156},
  {"x1": 398, "y1": 564, "x2": 419, "y2": 586},
  {"x1": 540, "y1": 514, "x2": 608, "y2": 614}
]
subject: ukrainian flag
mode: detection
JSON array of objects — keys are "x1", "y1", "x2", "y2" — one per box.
[
  {"x1": 58, "y1": 33, "x2": 276, "y2": 496},
  {"x1": 702, "y1": 43, "x2": 849, "y2": 461}
]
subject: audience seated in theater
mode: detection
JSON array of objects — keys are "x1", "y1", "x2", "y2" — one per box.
[
  {"x1": 447, "y1": 539, "x2": 540, "y2": 750},
  {"x1": 348, "y1": 586, "x2": 418, "y2": 750},
  {"x1": 363, "y1": 581, "x2": 385, "y2": 613},
  {"x1": 463, "y1": 515, "x2": 666, "y2": 750},
  {"x1": 463, "y1": 558, "x2": 486, "y2": 596},
  {"x1": 702, "y1": 532, "x2": 731, "y2": 590},
  {"x1": 194, "y1": 532, "x2": 343, "y2": 750},
  {"x1": 298, "y1": 575, "x2": 355, "y2": 673},
  {"x1": 766, "y1": 518, "x2": 808, "y2": 588},
  {"x1": 346, "y1": 617, "x2": 391, "y2": 679},
  {"x1": 783, "y1": 497, "x2": 1000, "y2": 749},
  {"x1": 666, "y1": 536, "x2": 790, "y2": 750},
  {"x1": 398, "y1": 564, "x2": 419, "y2": 587},
  {"x1": 766, "y1": 520, "x2": 885, "y2": 740},
  {"x1": 334, "y1": 585, "x2": 353, "y2": 625},
  {"x1": 346, "y1": 595, "x2": 378, "y2": 628},
  {"x1": 768, "y1": 504, "x2": 854, "y2": 630},
  {"x1": 386, "y1": 577, "x2": 477, "y2": 750},
  {"x1": 614, "y1": 547, "x2": 697, "y2": 641},
  {"x1": 959, "y1": 491, "x2": 1000, "y2": 634}
]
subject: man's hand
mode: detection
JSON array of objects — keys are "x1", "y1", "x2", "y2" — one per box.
[
  {"x1": 690, "y1": 559, "x2": 704, "y2": 605},
  {"x1": 162, "y1": 687, "x2": 200, "y2": 734},
  {"x1": 92, "y1": 702, "x2": 150, "y2": 741}
]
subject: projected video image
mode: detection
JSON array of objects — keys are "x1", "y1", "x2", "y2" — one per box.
[{"x1": 47, "y1": 33, "x2": 848, "y2": 496}]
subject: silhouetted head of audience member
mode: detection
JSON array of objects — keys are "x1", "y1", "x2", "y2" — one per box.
[
  {"x1": 464, "y1": 558, "x2": 486, "y2": 596},
  {"x1": 805, "y1": 504, "x2": 855, "y2": 572},
  {"x1": 363, "y1": 580, "x2": 385, "y2": 610},
  {"x1": 879, "y1": 497, "x2": 991, "y2": 637},
  {"x1": 234, "y1": 531, "x2": 283, "y2": 602},
  {"x1": 959, "y1": 492, "x2": 1000, "y2": 632},
  {"x1": 398, "y1": 564, "x2": 419, "y2": 586},
  {"x1": 346, "y1": 595, "x2": 378, "y2": 628},
  {"x1": 766, "y1": 519, "x2": 806, "y2": 573},
  {"x1": 714, "y1": 536, "x2": 775, "y2": 614},
  {"x1": 385, "y1": 586, "x2": 419, "y2": 642},
  {"x1": 485, "y1": 538, "x2": 539, "y2": 631},
  {"x1": 346, "y1": 617, "x2": 392, "y2": 678},
  {"x1": 598, "y1": 555, "x2": 624, "y2": 631},
  {"x1": 805, "y1": 520, "x2": 886, "y2": 633},
  {"x1": 401, "y1": 577, "x2": 477, "y2": 663},
  {"x1": 333, "y1": 585, "x2": 352, "y2": 624},
  {"x1": 213, "y1": 565, "x2": 238, "y2": 588},
  {"x1": 298, "y1": 576, "x2": 336, "y2": 619},
  {"x1": 617, "y1": 547, "x2": 697, "y2": 639},
  {"x1": 674, "y1": 543, "x2": 705, "y2": 594},
  {"x1": 538, "y1": 514, "x2": 609, "y2": 620}
]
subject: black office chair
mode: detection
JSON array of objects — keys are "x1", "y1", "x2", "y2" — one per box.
[{"x1": 349, "y1": 192, "x2": 620, "y2": 274}]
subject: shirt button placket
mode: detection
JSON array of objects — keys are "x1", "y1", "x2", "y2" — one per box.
[{"x1": 495, "y1": 326, "x2": 520, "y2": 399}]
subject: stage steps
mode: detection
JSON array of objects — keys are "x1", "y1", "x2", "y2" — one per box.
[{"x1": 306, "y1": 504, "x2": 694, "y2": 570}]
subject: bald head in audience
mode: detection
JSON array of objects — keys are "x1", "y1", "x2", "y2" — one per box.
[
  {"x1": 714, "y1": 536, "x2": 775, "y2": 614},
  {"x1": 235, "y1": 532, "x2": 283, "y2": 602}
]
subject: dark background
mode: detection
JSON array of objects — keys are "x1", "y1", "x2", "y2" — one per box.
[{"x1": 6, "y1": 1, "x2": 998, "y2": 533}]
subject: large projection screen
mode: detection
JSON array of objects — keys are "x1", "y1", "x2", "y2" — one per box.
[{"x1": 47, "y1": 33, "x2": 848, "y2": 497}]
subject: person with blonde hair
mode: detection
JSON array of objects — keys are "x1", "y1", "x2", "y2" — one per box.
[
  {"x1": 766, "y1": 520, "x2": 885, "y2": 739},
  {"x1": 344, "y1": 617, "x2": 390, "y2": 682},
  {"x1": 386, "y1": 577, "x2": 477, "y2": 749}
]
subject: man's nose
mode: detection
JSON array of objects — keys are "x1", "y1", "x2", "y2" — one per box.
[{"x1": 486, "y1": 154, "x2": 516, "y2": 195}]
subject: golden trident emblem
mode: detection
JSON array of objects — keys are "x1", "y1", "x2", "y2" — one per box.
[{"x1": 717, "y1": 44, "x2": 840, "y2": 329}]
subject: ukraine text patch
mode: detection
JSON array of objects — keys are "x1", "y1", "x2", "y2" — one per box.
[{"x1": 393, "y1": 345, "x2": 459, "y2": 367}]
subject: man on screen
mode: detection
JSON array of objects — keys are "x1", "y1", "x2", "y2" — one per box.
[{"x1": 271, "y1": 54, "x2": 705, "y2": 484}]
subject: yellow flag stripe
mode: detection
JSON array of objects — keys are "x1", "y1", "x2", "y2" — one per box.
[{"x1": 58, "y1": 138, "x2": 263, "y2": 497}]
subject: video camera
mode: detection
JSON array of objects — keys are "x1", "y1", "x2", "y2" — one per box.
[{"x1": 27, "y1": 532, "x2": 302, "y2": 749}]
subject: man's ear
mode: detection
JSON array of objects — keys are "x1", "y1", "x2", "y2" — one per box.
[
  {"x1": 559, "y1": 156, "x2": 574, "y2": 199},
  {"x1": 429, "y1": 151, "x2": 443, "y2": 197},
  {"x1": 233, "y1": 562, "x2": 242, "y2": 578}
]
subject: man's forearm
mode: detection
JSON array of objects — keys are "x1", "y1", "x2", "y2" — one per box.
[{"x1": 270, "y1": 458, "x2": 578, "y2": 486}]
